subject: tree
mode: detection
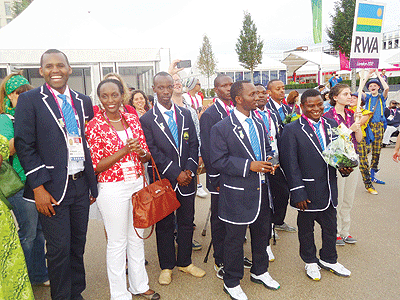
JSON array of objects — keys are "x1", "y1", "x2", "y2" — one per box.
[
  {"x1": 197, "y1": 35, "x2": 217, "y2": 97},
  {"x1": 326, "y1": 0, "x2": 356, "y2": 91},
  {"x1": 12, "y1": 0, "x2": 33, "y2": 18},
  {"x1": 235, "y1": 11, "x2": 264, "y2": 83}
]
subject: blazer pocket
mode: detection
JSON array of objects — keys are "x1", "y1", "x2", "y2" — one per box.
[
  {"x1": 302, "y1": 178, "x2": 315, "y2": 182},
  {"x1": 45, "y1": 165, "x2": 55, "y2": 169},
  {"x1": 223, "y1": 184, "x2": 244, "y2": 191}
]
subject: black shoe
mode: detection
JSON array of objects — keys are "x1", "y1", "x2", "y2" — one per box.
[{"x1": 243, "y1": 257, "x2": 252, "y2": 269}]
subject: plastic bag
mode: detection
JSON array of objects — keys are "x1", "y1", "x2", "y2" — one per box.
[{"x1": 322, "y1": 124, "x2": 358, "y2": 169}]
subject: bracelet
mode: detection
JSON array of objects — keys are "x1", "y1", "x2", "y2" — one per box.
[{"x1": 139, "y1": 151, "x2": 147, "y2": 158}]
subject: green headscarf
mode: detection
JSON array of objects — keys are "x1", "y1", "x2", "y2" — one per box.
[{"x1": 4, "y1": 75, "x2": 30, "y2": 116}]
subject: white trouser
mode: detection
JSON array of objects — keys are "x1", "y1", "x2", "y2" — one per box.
[
  {"x1": 337, "y1": 169, "x2": 360, "y2": 237},
  {"x1": 382, "y1": 125, "x2": 400, "y2": 144},
  {"x1": 97, "y1": 178, "x2": 149, "y2": 300}
]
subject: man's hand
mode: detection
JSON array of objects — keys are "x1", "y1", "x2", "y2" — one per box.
[
  {"x1": 250, "y1": 161, "x2": 274, "y2": 173},
  {"x1": 339, "y1": 167, "x2": 353, "y2": 176},
  {"x1": 177, "y1": 171, "x2": 191, "y2": 186},
  {"x1": 296, "y1": 199, "x2": 311, "y2": 211},
  {"x1": 393, "y1": 150, "x2": 400, "y2": 162},
  {"x1": 33, "y1": 185, "x2": 59, "y2": 217}
]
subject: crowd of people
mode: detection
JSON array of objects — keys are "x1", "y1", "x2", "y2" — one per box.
[{"x1": 0, "y1": 49, "x2": 397, "y2": 300}]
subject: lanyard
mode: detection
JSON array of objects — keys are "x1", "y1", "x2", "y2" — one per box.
[
  {"x1": 215, "y1": 98, "x2": 233, "y2": 115},
  {"x1": 188, "y1": 93, "x2": 200, "y2": 108},
  {"x1": 254, "y1": 110, "x2": 272, "y2": 135},
  {"x1": 332, "y1": 107, "x2": 351, "y2": 128},
  {"x1": 47, "y1": 83, "x2": 80, "y2": 131},
  {"x1": 302, "y1": 115, "x2": 325, "y2": 136}
]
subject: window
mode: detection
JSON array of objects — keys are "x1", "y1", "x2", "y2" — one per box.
[
  {"x1": 244, "y1": 72, "x2": 251, "y2": 81},
  {"x1": 253, "y1": 71, "x2": 261, "y2": 84},
  {"x1": 102, "y1": 67, "x2": 113, "y2": 77},
  {"x1": 226, "y1": 72, "x2": 234, "y2": 80},
  {"x1": 5, "y1": 2, "x2": 12, "y2": 16},
  {"x1": 270, "y1": 71, "x2": 278, "y2": 80},
  {"x1": 0, "y1": 69, "x2": 7, "y2": 80},
  {"x1": 235, "y1": 72, "x2": 243, "y2": 81},
  {"x1": 262, "y1": 71, "x2": 269, "y2": 86},
  {"x1": 279, "y1": 70, "x2": 286, "y2": 84}
]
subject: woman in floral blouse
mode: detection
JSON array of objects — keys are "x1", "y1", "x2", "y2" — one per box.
[{"x1": 85, "y1": 79, "x2": 160, "y2": 300}]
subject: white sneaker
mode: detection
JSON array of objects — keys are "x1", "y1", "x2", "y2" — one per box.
[
  {"x1": 223, "y1": 284, "x2": 248, "y2": 300},
  {"x1": 266, "y1": 245, "x2": 275, "y2": 262},
  {"x1": 318, "y1": 260, "x2": 351, "y2": 277},
  {"x1": 196, "y1": 184, "x2": 208, "y2": 198},
  {"x1": 305, "y1": 263, "x2": 321, "y2": 281},
  {"x1": 250, "y1": 272, "x2": 280, "y2": 290}
]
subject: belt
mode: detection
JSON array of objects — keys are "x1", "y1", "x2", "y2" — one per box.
[{"x1": 69, "y1": 171, "x2": 84, "y2": 181}]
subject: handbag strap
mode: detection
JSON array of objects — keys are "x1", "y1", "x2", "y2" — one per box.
[
  {"x1": 141, "y1": 155, "x2": 164, "y2": 187},
  {"x1": 134, "y1": 225, "x2": 154, "y2": 240}
]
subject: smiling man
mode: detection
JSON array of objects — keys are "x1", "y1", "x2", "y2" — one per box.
[
  {"x1": 14, "y1": 49, "x2": 98, "y2": 300},
  {"x1": 211, "y1": 80, "x2": 279, "y2": 300},
  {"x1": 279, "y1": 89, "x2": 352, "y2": 282}
]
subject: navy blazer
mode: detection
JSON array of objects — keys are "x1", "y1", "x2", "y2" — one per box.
[
  {"x1": 279, "y1": 116, "x2": 338, "y2": 211},
  {"x1": 210, "y1": 110, "x2": 274, "y2": 225},
  {"x1": 265, "y1": 99, "x2": 292, "y2": 133},
  {"x1": 14, "y1": 84, "x2": 98, "y2": 203},
  {"x1": 140, "y1": 103, "x2": 199, "y2": 196},
  {"x1": 200, "y1": 100, "x2": 229, "y2": 194}
]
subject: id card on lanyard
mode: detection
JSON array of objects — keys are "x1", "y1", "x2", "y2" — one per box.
[
  {"x1": 47, "y1": 84, "x2": 85, "y2": 161},
  {"x1": 103, "y1": 112, "x2": 138, "y2": 182}
]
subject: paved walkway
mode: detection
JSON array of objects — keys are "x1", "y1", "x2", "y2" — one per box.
[{"x1": 33, "y1": 146, "x2": 400, "y2": 300}]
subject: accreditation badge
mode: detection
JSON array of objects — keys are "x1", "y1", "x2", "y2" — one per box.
[
  {"x1": 67, "y1": 134, "x2": 84, "y2": 161},
  {"x1": 121, "y1": 161, "x2": 138, "y2": 182}
]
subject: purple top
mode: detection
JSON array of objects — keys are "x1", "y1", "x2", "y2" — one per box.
[{"x1": 323, "y1": 108, "x2": 358, "y2": 152}]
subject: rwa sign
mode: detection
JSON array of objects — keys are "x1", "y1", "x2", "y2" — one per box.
[{"x1": 350, "y1": 1, "x2": 386, "y2": 69}]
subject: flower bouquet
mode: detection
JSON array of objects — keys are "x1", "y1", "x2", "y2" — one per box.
[
  {"x1": 282, "y1": 105, "x2": 301, "y2": 124},
  {"x1": 322, "y1": 124, "x2": 358, "y2": 169}
]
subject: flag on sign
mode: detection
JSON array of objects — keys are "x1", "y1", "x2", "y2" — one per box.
[{"x1": 356, "y1": 3, "x2": 384, "y2": 33}]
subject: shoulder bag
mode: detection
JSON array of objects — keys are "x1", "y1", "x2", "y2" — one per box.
[{"x1": 132, "y1": 156, "x2": 181, "y2": 239}]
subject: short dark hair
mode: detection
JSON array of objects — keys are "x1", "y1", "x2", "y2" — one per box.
[
  {"x1": 40, "y1": 49, "x2": 70, "y2": 67},
  {"x1": 329, "y1": 83, "x2": 350, "y2": 106},
  {"x1": 266, "y1": 79, "x2": 282, "y2": 91},
  {"x1": 230, "y1": 80, "x2": 250, "y2": 106},
  {"x1": 153, "y1": 71, "x2": 172, "y2": 84},
  {"x1": 97, "y1": 78, "x2": 124, "y2": 98},
  {"x1": 318, "y1": 85, "x2": 325, "y2": 89},
  {"x1": 300, "y1": 89, "x2": 321, "y2": 104},
  {"x1": 214, "y1": 74, "x2": 231, "y2": 88},
  {"x1": 254, "y1": 83, "x2": 265, "y2": 88}
]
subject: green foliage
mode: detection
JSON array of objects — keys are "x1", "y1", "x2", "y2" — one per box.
[
  {"x1": 326, "y1": 0, "x2": 356, "y2": 57},
  {"x1": 209, "y1": 88, "x2": 215, "y2": 97},
  {"x1": 197, "y1": 35, "x2": 217, "y2": 79},
  {"x1": 285, "y1": 83, "x2": 318, "y2": 90},
  {"x1": 12, "y1": 0, "x2": 33, "y2": 18},
  {"x1": 235, "y1": 11, "x2": 264, "y2": 81},
  {"x1": 388, "y1": 76, "x2": 400, "y2": 85}
]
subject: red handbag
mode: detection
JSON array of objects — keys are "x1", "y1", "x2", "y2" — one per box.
[{"x1": 132, "y1": 156, "x2": 181, "y2": 239}]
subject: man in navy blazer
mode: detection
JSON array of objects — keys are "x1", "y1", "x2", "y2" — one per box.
[
  {"x1": 211, "y1": 81, "x2": 280, "y2": 300},
  {"x1": 14, "y1": 49, "x2": 98, "y2": 300},
  {"x1": 140, "y1": 72, "x2": 205, "y2": 286},
  {"x1": 200, "y1": 74, "x2": 233, "y2": 278},
  {"x1": 279, "y1": 89, "x2": 352, "y2": 281}
]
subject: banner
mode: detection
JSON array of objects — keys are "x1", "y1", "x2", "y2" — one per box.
[
  {"x1": 350, "y1": 0, "x2": 386, "y2": 69},
  {"x1": 339, "y1": 51, "x2": 351, "y2": 71},
  {"x1": 311, "y1": 0, "x2": 322, "y2": 44}
]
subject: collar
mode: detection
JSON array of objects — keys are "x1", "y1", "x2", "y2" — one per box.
[
  {"x1": 49, "y1": 85, "x2": 71, "y2": 100},
  {"x1": 270, "y1": 99, "x2": 282, "y2": 109},
  {"x1": 234, "y1": 108, "x2": 252, "y2": 125},
  {"x1": 157, "y1": 101, "x2": 176, "y2": 115}
]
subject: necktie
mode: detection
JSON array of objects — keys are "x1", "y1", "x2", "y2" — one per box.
[
  {"x1": 58, "y1": 94, "x2": 79, "y2": 135},
  {"x1": 278, "y1": 106, "x2": 285, "y2": 121},
  {"x1": 258, "y1": 111, "x2": 270, "y2": 133},
  {"x1": 313, "y1": 122, "x2": 325, "y2": 151},
  {"x1": 245, "y1": 118, "x2": 261, "y2": 161},
  {"x1": 165, "y1": 110, "x2": 179, "y2": 148}
]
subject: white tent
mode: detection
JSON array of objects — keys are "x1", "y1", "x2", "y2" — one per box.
[
  {"x1": 0, "y1": 0, "x2": 167, "y2": 96},
  {"x1": 217, "y1": 53, "x2": 287, "y2": 72}
]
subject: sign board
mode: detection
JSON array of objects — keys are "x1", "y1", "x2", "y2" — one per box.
[{"x1": 350, "y1": 0, "x2": 386, "y2": 69}]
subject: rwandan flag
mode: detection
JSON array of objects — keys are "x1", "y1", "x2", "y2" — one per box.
[{"x1": 356, "y1": 2, "x2": 384, "y2": 33}]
